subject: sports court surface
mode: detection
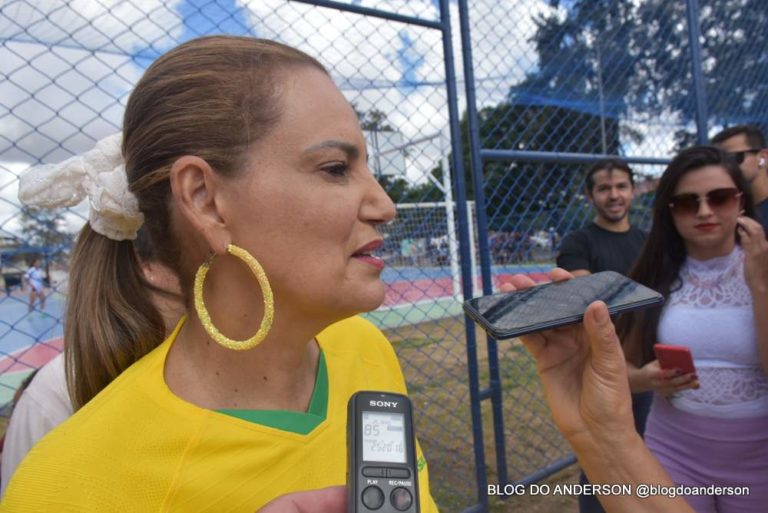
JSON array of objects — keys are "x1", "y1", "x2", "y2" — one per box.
[{"x1": 0, "y1": 264, "x2": 549, "y2": 404}]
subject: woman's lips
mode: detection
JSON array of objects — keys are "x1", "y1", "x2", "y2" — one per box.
[
  {"x1": 694, "y1": 223, "x2": 718, "y2": 231},
  {"x1": 351, "y1": 239, "x2": 385, "y2": 269},
  {"x1": 352, "y1": 254, "x2": 385, "y2": 270}
]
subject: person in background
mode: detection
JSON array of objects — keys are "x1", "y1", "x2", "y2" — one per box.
[
  {"x1": 4, "y1": 36, "x2": 437, "y2": 512},
  {"x1": 0, "y1": 228, "x2": 183, "y2": 496},
  {"x1": 556, "y1": 158, "x2": 648, "y2": 513},
  {"x1": 0, "y1": 370, "x2": 39, "y2": 488},
  {"x1": 557, "y1": 158, "x2": 646, "y2": 278},
  {"x1": 711, "y1": 124, "x2": 768, "y2": 231},
  {"x1": 23, "y1": 257, "x2": 45, "y2": 312},
  {"x1": 620, "y1": 146, "x2": 768, "y2": 512}
]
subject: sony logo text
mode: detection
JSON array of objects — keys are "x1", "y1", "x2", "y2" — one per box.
[{"x1": 370, "y1": 400, "x2": 398, "y2": 408}]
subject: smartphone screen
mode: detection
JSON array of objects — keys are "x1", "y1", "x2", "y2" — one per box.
[{"x1": 463, "y1": 271, "x2": 663, "y2": 340}]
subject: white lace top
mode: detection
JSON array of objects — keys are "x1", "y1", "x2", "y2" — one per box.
[{"x1": 657, "y1": 245, "x2": 768, "y2": 418}]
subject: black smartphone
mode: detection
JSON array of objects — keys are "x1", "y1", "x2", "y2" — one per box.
[
  {"x1": 463, "y1": 270, "x2": 663, "y2": 340},
  {"x1": 347, "y1": 391, "x2": 420, "y2": 513}
]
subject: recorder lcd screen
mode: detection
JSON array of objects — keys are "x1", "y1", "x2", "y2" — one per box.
[{"x1": 361, "y1": 411, "x2": 406, "y2": 463}]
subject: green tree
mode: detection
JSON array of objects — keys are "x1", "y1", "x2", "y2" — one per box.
[
  {"x1": 457, "y1": 0, "x2": 768, "y2": 236},
  {"x1": 355, "y1": 106, "x2": 394, "y2": 132},
  {"x1": 19, "y1": 206, "x2": 73, "y2": 250},
  {"x1": 535, "y1": 0, "x2": 768, "y2": 130},
  {"x1": 354, "y1": 105, "x2": 442, "y2": 204}
]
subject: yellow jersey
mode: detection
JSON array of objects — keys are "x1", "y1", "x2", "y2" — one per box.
[{"x1": 2, "y1": 316, "x2": 438, "y2": 512}]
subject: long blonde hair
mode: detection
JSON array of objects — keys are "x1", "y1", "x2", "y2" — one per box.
[{"x1": 65, "y1": 36, "x2": 328, "y2": 410}]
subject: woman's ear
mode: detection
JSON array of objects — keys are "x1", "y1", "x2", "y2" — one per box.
[
  {"x1": 169, "y1": 156, "x2": 231, "y2": 254},
  {"x1": 758, "y1": 149, "x2": 768, "y2": 168}
]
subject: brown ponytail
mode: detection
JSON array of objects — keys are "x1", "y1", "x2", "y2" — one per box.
[
  {"x1": 65, "y1": 225, "x2": 165, "y2": 409},
  {"x1": 65, "y1": 36, "x2": 327, "y2": 409}
]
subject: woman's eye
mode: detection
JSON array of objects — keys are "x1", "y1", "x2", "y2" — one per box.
[{"x1": 322, "y1": 163, "x2": 349, "y2": 177}]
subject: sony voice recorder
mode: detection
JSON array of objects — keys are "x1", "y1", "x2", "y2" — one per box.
[{"x1": 347, "y1": 391, "x2": 420, "y2": 513}]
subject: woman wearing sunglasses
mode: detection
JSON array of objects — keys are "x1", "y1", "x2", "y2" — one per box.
[{"x1": 618, "y1": 145, "x2": 768, "y2": 512}]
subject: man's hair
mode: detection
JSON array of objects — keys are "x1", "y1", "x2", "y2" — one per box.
[
  {"x1": 711, "y1": 124, "x2": 766, "y2": 149},
  {"x1": 584, "y1": 158, "x2": 634, "y2": 193}
]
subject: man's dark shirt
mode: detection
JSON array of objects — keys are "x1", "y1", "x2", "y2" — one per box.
[
  {"x1": 757, "y1": 199, "x2": 768, "y2": 235},
  {"x1": 556, "y1": 222, "x2": 646, "y2": 275}
]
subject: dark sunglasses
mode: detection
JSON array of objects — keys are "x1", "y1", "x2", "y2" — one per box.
[
  {"x1": 669, "y1": 187, "x2": 742, "y2": 216},
  {"x1": 729, "y1": 148, "x2": 762, "y2": 164}
]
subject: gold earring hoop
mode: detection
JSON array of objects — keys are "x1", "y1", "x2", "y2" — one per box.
[{"x1": 193, "y1": 244, "x2": 274, "y2": 350}]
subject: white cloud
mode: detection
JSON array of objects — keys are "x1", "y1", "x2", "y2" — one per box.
[
  {"x1": 0, "y1": 0, "x2": 183, "y2": 54},
  {"x1": 0, "y1": 162, "x2": 27, "y2": 238},
  {"x1": 0, "y1": 0, "x2": 184, "y2": 162},
  {"x1": 1, "y1": 0, "x2": 564, "y2": 228},
  {"x1": 236, "y1": 0, "x2": 557, "y2": 185}
]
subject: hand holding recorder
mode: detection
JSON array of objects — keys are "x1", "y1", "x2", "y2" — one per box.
[{"x1": 257, "y1": 487, "x2": 346, "y2": 513}]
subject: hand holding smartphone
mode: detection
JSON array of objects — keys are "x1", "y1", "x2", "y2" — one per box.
[{"x1": 463, "y1": 271, "x2": 664, "y2": 340}]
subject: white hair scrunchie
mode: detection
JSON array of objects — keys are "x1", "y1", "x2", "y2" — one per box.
[{"x1": 17, "y1": 133, "x2": 144, "y2": 241}]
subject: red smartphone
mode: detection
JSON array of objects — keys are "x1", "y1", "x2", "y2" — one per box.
[{"x1": 654, "y1": 344, "x2": 696, "y2": 375}]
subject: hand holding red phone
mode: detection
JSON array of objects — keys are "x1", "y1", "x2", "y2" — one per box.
[{"x1": 636, "y1": 344, "x2": 698, "y2": 397}]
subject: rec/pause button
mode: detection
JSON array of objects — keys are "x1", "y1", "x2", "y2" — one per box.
[{"x1": 391, "y1": 487, "x2": 413, "y2": 511}]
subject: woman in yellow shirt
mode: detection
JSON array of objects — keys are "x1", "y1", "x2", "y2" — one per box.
[{"x1": 6, "y1": 35, "x2": 437, "y2": 512}]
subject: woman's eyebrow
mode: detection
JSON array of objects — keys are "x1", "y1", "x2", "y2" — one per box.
[{"x1": 303, "y1": 140, "x2": 359, "y2": 159}]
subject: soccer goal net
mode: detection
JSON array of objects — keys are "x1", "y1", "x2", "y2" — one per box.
[{"x1": 367, "y1": 201, "x2": 478, "y2": 329}]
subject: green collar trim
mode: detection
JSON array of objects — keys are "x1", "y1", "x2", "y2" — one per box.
[{"x1": 217, "y1": 351, "x2": 328, "y2": 435}]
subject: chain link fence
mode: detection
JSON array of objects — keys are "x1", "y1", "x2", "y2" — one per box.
[
  {"x1": 0, "y1": 1, "x2": 482, "y2": 510},
  {"x1": 2, "y1": 1, "x2": 768, "y2": 512},
  {"x1": 461, "y1": 0, "x2": 768, "y2": 509}
]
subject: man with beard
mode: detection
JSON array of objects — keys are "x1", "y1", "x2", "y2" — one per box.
[
  {"x1": 556, "y1": 158, "x2": 648, "y2": 513},
  {"x1": 557, "y1": 158, "x2": 645, "y2": 276},
  {"x1": 711, "y1": 124, "x2": 768, "y2": 232}
]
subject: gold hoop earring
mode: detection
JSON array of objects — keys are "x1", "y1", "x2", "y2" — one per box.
[{"x1": 193, "y1": 244, "x2": 274, "y2": 350}]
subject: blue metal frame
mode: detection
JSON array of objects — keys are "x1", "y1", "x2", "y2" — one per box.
[
  {"x1": 455, "y1": 0, "x2": 508, "y2": 502},
  {"x1": 288, "y1": 0, "x2": 441, "y2": 29},
  {"x1": 455, "y1": 0, "x2": 710, "y2": 507},
  {"x1": 685, "y1": 0, "x2": 709, "y2": 144},
  {"x1": 438, "y1": 1, "x2": 489, "y2": 511},
  {"x1": 480, "y1": 150, "x2": 671, "y2": 166}
]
